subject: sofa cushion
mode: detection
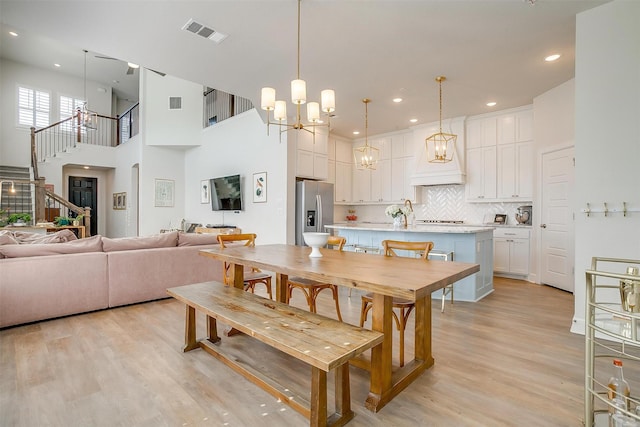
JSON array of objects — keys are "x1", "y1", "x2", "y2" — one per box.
[
  {"x1": 0, "y1": 230, "x2": 19, "y2": 245},
  {"x1": 177, "y1": 232, "x2": 221, "y2": 247},
  {"x1": 102, "y1": 231, "x2": 178, "y2": 252},
  {"x1": 0, "y1": 235, "x2": 103, "y2": 258}
]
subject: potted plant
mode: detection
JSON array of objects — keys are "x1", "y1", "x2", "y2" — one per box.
[
  {"x1": 72, "y1": 214, "x2": 84, "y2": 226},
  {"x1": 54, "y1": 216, "x2": 73, "y2": 226},
  {"x1": 7, "y1": 213, "x2": 32, "y2": 226}
]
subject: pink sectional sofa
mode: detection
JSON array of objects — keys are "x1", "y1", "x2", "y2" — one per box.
[{"x1": 0, "y1": 231, "x2": 223, "y2": 328}]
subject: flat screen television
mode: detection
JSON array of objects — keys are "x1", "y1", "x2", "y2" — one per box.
[{"x1": 210, "y1": 174, "x2": 243, "y2": 211}]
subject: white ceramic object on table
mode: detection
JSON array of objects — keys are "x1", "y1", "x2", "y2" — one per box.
[{"x1": 303, "y1": 232, "x2": 329, "y2": 258}]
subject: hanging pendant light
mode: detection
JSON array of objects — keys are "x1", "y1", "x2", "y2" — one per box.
[
  {"x1": 353, "y1": 98, "x2": 379, "y2": 170},
  {"x1": 77, "y1": 49, "x2": 98, "y2": 131},
  {"x1": 426, "y1": 76, "x2": 456, "y2": 163},
  {"x1": 260, "y1": 0, "x2": 335, "y2": 142}
]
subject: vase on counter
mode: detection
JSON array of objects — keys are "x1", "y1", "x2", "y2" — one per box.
[{"x1": 393, "y1": 216, "x2": 404, "y2": 229}]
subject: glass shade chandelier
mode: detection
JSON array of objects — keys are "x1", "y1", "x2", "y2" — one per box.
[
  {"x1": 426, "y1": 76, "x2": 456, "y2": 163},
  {"x1": 353, "y1": 98, "x2": 379, "y2": 170},
  {"x1": 260, "y1": 0, "x2": 335, "y2": 142},
  {"x1": 78, "y1": 50, "x2": 97, "y2": 130}
]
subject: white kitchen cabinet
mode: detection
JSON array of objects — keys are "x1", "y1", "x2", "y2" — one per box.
[
  {"x1": 295, "y1": 129, "x2": 328, "y2": 180},
  {"x1": 370, "y1": 159, "x2": 392, "y2": 202},
  {"x1": 466, "y1": 146, "x2": 497, "y2": 201},
  {"x1": 352, "y1": 167, "x2": 369, "y2": 203},
  {"x1": 497, "y1": 141, "x2": 533, "y2": 200},
  {"x1": 493, "y1": 227, "x2": 530, "y2": 277},
  {"x1": 497, "y1": 109, "x2": 533, "y2": 145},
  {"x1": 391, "y1": 156, "x2": 417, "y2": 202},
  {"x1": 466, "y1": 117, "x2": 497, "y2": 149},
  {"x1": 335, "y1": 161, "x2": 352, "y2": 203}
]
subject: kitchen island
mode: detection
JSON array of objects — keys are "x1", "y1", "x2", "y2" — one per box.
[{"x1": 325, "y1": 222, "x2": 494, "y2": 302}]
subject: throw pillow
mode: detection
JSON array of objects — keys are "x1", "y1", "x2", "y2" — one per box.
[
  {"x1": 0, "y1": 235, "x2": 103, "y2": 258},
  {"x1": 102, "y1": 231, "x2": 179, "y2": 252},
  {"x1": 177, "y1": 232, "x2": 221, "y2": 247}
]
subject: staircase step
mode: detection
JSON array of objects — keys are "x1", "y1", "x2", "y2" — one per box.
[{"x1": 0, "y1": 166, "x2": 31, "y2": 180}]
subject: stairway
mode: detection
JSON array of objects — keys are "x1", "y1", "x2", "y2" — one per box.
[{"x1": 0, "y1": 166, "x2": 33, "y2": 220}]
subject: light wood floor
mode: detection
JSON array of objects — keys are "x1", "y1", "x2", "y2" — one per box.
[{"x1": 0, "y1": 277, "x2": 586, "y2": 426}]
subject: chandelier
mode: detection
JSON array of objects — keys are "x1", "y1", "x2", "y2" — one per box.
[
  {"x1": 353, "y1": 98, "x2": 379, "y2": 170},
  {"x1": 426, "y1": 76, "x2": 456, "y2": 163},
  {"x1": 77, "y1": 50, "x2": 97, "y2": 130},
  {"x1": 260, "y1": 0, "x2": 335, "y2": 142}
]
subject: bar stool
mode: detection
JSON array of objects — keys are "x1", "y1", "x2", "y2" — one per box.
[
  {"x1": 428, "y1": 249, "x2": 455, "y2": 312},
  {"x1": 217, "y1": 233, "x2": 273, "y2": 299},
  {"x1": 359, "y1": 239, "x2": 434, "y2": 367},
  {"x1": 286, "y1": 236, "x2": 346, "y2": 321}
]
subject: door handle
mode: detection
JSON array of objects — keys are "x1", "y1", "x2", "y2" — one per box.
[{"x1": 540, "y1": 224, "x2": 547, "y2": 228}]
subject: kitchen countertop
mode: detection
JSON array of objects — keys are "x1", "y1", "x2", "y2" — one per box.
[{"x1": 325, "y1": 222, "x2": 495, "y2": 234}]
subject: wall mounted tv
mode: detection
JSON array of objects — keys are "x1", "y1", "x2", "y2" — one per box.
[{"x1": 210, "y1": 174, "x2": 243, "y2": 211}]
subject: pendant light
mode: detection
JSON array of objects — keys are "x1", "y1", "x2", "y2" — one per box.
[
  {"x1": 77, "y1": 50, "x2": 98, "y2": 131},
  {"x1": 426, "y1": 76, "x2": 456, "y2": 163},
  {"x1": 353, "y1": 98, "x2": 379, "y2": 170},
  {"x1": 260, "y1": 0, "x2": 335, "y2": 143}
]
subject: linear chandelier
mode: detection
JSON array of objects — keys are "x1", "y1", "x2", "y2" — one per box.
[
  {"x1": 260, "y1": 0, "x2": 335, "y2": 142},
  {"x1": 426, "y1": 76, "x2": 456, "y2": 163},
  {"x1": 353, "y1": 98, "x2": 379, "y2": 170}
]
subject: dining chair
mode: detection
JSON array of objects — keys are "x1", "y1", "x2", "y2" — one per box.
[
  {"x1": 286, "y1": 236, "x2": 346, "y2": 321},
  {"x1": 359, "y1": 239, "x2": 434, "y2": 367},
  {"x1": 217, "y1": 233, "x2": 273, "y2": 300}
]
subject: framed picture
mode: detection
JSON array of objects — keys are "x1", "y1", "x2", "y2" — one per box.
[
  {"x1": 155, "y1": 179, "x2": 175, "y2": 207},
  {"x1": 113, "y1": 193, "x2": 118, "y2": 209},
  {"x1": 200, "y1": 179, "x2": 210, "y2": 204},
  {"x1": 253, "y1": 172, "x2": 267, "y2": 203},
  {"x1": 113, "y1": 192, "x2": 127, "y2": 210},
  {"x1": 494, "y1": 214, "x2": 507, "y2": 224}
]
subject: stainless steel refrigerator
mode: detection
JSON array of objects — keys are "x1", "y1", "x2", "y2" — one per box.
[{"x1": 295, "y1": 181, "x2": 334, "y2": 246}]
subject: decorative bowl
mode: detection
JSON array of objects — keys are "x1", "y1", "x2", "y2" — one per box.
[{"x1": 302, "y1": 232, "x2": 329, "y2": 258}]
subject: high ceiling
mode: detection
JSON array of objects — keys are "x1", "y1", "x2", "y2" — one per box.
[{"x1": 0, "y1": 0, "x2": 608, "y2": 139}]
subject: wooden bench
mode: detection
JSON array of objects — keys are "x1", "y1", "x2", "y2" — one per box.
[{"x1": 167, "y1": 281, "x2": 383, "y2": 427}]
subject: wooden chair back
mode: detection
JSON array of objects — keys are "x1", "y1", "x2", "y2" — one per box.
[
  {"x1": 327, "y1": 236, "x2": 347, "y2": 251},
  {"x1": 382, "y1": 240, "x2": 434, "y2": 259},
  {"x1": 217, "y1": 233, "x2": 257, "y2": 248}
]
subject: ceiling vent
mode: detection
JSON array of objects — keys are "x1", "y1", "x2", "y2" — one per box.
[{"x1": 182, "y1": 19, "x2": 228, "y2": 44}]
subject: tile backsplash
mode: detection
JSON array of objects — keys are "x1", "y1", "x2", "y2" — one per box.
[{"x1": 335, "y1": 185, "x2": 532, "y2": 226}]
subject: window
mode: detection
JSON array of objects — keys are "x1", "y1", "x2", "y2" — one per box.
[
  {"x1": 60, "y1": 95, "x2": 85, "y2": 131},
  {"x1": 18, "y1": 86, "x2": 50, "y2": 128}
]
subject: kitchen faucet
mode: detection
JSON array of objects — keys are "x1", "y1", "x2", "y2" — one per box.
[{"x1": 403, "y1": 199, "x2": 413, "y2": 228}]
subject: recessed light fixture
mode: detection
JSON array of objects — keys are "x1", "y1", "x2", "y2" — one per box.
[
  {"x1": 545, "y1": 54, "x2": 561, "y2": 62},
  {"x1": 127, "y1": 62, "x2": 140, "y2": 69},
  {"x1": 393, "y1": 98, "x2": 403, "y2": 103},
  {"x1": 9, "y1": 31, "x2": 18, "y2": 37},
  {"x1": 353, "y1": 131, "x2": 360, "y2": 135},
  {"x1": 486, "y1": 101, "x2": 497, "y2": 107},
  {"x1": 409, "y1": 118, "x2": 418, "y2": 123},
  {"x1": 83, "y1": 166, "x2": 90, "y2": 170},
  {"x1": 54, "y1": 63, "x2": 61, "y2": 68},
  {"x1": 113, "y1": 80, "x2": 119, "y2": 84}
]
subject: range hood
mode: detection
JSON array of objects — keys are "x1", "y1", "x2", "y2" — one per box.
[{"x1": 410, "y1": 116, "x2": 466, "y2": 186}]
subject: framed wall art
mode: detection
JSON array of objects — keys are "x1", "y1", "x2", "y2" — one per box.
[
  {"x1": 155, "y1": 179, "x2": 175, "y2": 207},
  {"x1": 200, "y1": 179, "x2": 210, "y2": 204},
  {"x1": 113, "y1": 192, "x2": 127, "y2": 210},
  {"x1": 253, "y1": 172, "x2": 267, "y2": 203}
]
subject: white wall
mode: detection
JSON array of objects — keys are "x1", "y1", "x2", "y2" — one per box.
[
  {"x1": 184, "y1": 109, "x2": 289, "y2": 245},
  {"x1": 572, "y1": 0, "x2": 640, "y2": 332},
  {"x1": 0, "y1": 59, "x2": 113, "y2": 166}
]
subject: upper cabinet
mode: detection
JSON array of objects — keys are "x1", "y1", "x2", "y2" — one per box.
[
  {"x1": 465, "y1": 106, "x2": 533, "y2": 203},
  {"x1": 295, "y1": 128, "x2": 328, "y2": 180},
  {"x1": 333, "y1": 136, "x2": 352, "y2": 204}
]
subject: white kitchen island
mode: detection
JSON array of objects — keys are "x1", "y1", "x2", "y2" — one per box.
[{"x1": 325, "y1": 223, "x2": 495, "y2": 302}]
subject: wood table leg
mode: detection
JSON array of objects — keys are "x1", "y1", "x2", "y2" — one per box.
[
  {"x1": 276, "y1": 273, "x2": 289, "y2": 303},
  {"x1": 414, "y1": 294, "x2": 434, "y2": 366},
  {"x1": 226, "y1": 263, "x2": 246, "y2": 336},
  {"x1": 206, "y1": 314, "x2": 220, "y2": 344},
  {"x1": 182, "y1": 305, "x2": 199, "y2": 352},
  {"x1": 310, "y1": 367, "x2": 328, "y2": 427},
  {"x1": 365, "y1": 293, "x2": 393, "y2": 411}
]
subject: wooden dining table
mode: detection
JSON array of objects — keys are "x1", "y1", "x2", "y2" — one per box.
[{"x1": 199, "y1": 244, "x2": 480, "y2": 413}]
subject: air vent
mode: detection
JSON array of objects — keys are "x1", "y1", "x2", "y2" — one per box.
[
  {"x1": 181, "y1": 18, "x2": 228, "y2": 44},
  {"x1": 169, "y1": 97, "x2": 182, "y2": 110}
]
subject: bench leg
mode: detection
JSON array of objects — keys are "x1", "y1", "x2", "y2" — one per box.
[
  {"x1": 333, "y1": 363, "x2": 355, "y2": 425},
  {"x1": 207, "y1": 314, "x2": 220, "y2": 344},
  {"x1": 183, "y1": 305, "x2": 199, "y2": 352},
  {"x1": 310, "y1": 367, "x2": 328, "y2": 427}
]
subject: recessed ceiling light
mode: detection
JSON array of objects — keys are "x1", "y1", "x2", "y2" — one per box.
[
  {"x1": 83, "y1": 166, "x2": 90, "y2": 170},
  {"x1": 353, "y1": 131, "x2": 360, "y2": 135},
  {"x1": 393, "y1": 98, "x2": 403, "y2": 103},
  {"x1": 409, "y1": 118, "x2": 418, "y2": 123},
  {"x1": 113, "y1": 80, "x2": 120, "y2": 84},
  {"x1": 486, "y1": 101, "x2": 497, "y2": 107},
  {"x1": 545, "y1": 54, "x2": 561, "y2": 62},
  {"x1": 127, "y1": 62, "x2": 140, "y2": 69},
  {"x1": 9, "y1": 31, "x2": 18, "y2": 37},
  {"x1": 54, "y1": 63, "x2": 61, "y2": 68}
]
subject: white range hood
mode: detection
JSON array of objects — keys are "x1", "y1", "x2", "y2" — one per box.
[{"x1": 410, "y1": 116, "x2": 466, "y2": 186}]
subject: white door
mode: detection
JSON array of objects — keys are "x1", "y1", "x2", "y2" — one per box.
[{"x1": 540, "y1": 146, "x2": 575, "y2": 292}]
